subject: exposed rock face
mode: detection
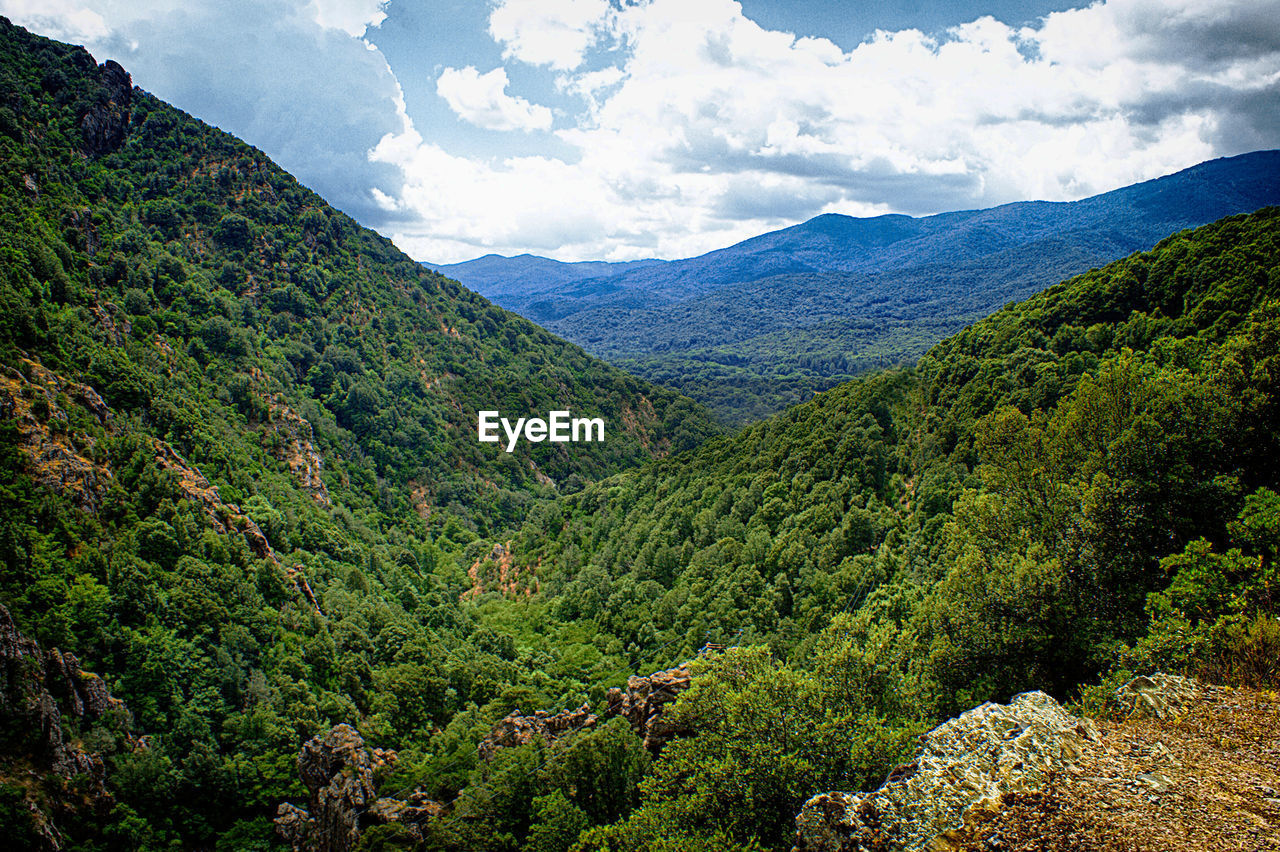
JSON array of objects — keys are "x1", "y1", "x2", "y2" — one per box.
[
  {"x1": 0, "y1": 360, "x2": 113, "y2": 511},
  {"x1": 153, "y1": 441, "x2": 277, "y2": 562},
  {"x1": 276, "y1": 724, "x2": 382, "y2": 852},
  {"x1": 78, "y1": 59, "x2": 131, "y2": 157},
  {"x1": 1114, "y1": 673, "x2": 1200, "y2": 720},
  {"x1": 793, "y1": 691, "x2": 1102, "y2": 852},
  {"x1": 479, "y1": 702, "x2": 598, "y2": 761},
  {"x1": 276, "y1": 724, "x2": 441, "y2": 852},
  {"x1": 464, "y1": 541, "x2": 539, "y2": 599},
  {"x1": 0, "y1": 604, "x2": 129, "y2": 850},
  {"x1": 605, "y1": 662, "x2": 694, "y2": 752},
  {"x1": 270, "y1": 398, "x2": 331, "y2": 507},
  {"x1": 927, "y1": 677, "x2": 1278, "y2": 852}
]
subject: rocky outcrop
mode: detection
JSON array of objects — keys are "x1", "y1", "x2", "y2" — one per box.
[
  {"x1": 78, "y1": 59, "x2": 131, "y2": 157},
  {"x1": 921, "y1": 677, "x2": 1278, "y2": 852},
  {"x1": 0, "y1": 360, "x2": 113, "y2": 511},
  {"x1": 275, "y1": 724, "x2": 442, "y2": 852},
  {"x1": 793, "y1": 691, "x2": 1102, "y2": 852},
  {"x1": 464, "y1": 541, "x2": 539, "y2": 599},
  {"x1": 479, "y1": 702, "x2": 598, "y2": 761},
  {"x1": 0, "y1": 604, "x2": 130, "y2": 850},
  {"x1": 476, "y1": 661, "x2": 696, "y2": 762},
  {"x1": 153, "y1": 441, "x2": 277, "y2": 562},
  {"x1": 606, "y1": 662, "x2": 694, "y2": 752},
  {"x1": 1114, "y1": 672, "x2": 1200, "y2": 720},
  {"x1": 270, "y1": 398, "x2": 331, "y2": 507}
]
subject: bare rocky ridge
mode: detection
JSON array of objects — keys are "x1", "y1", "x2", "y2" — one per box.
[
  {"x1": 793, "y1": 675, "x2": 1280, "y2": 852},
  {"x1": 944, "y1": 679, "x2": 1280, "y2": 852},
  {"x1": 793, "y1": 690, "x2": 1102, "y2": 852}
]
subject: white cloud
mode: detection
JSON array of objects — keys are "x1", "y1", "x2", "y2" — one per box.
[
  {"x1": 0, "y1": 0, "x2": 120, "y2": 43},
  {"x1": 488, "y1": 0, "x2": 610, "y2": 71},
  {"x1": 436, "y1": 66, "x2": 553, "y2": 132},
  {"x1": 392, "y1": 0, "x2": 1273, "y2": 261},
  {"x1": 6, "y1": 0, "x2": 1278, "y2": 263},
  {"x1": 309, "y1": 0, "x2": 387, "y2": 37}
]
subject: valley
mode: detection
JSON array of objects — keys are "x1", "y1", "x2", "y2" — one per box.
[{"x1": 0, "y1": 16, "x2": 1278, "y2": 852}]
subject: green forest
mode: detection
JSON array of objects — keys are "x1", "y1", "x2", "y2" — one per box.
[{"x1": 1, "y1": 18, "x2": 1278, "y2": 852}]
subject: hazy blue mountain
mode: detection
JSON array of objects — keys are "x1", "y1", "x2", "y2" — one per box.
[{"x1": 432, "y1": 151, "x2": 1280, "y2": 425}]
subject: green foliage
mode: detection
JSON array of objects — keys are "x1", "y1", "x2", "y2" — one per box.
[
  {"x1": 0, "y1": 18, "x2": 719, "y2": 850},
  {"x1": 587, "y1": 648, "x2": 921, "y2": 850},
  {"x1": 2, "y1": 17, "x2": 1280, "y2": 852}
]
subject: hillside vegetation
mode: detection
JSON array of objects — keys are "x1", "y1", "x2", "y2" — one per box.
[
  {"x1": 1, "y1": 18, "x2": 1278, "y2": 852},
  {"x1": 0, "y1": 18, "x2": 718, "y2": 849},
  {"x1": 451, "y1": 207, "x2": 1280, "y2": 850}
]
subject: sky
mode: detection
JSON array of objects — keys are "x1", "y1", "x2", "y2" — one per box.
[{"x1": 3, "y1": 0, "x2": 1279, "y2": 263}]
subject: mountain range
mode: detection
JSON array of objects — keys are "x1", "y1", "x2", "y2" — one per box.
[
  {"x1": 2, "y1": 16, "x2": 1279, "y2": 852},
  {"x1": 436, "y1": 150, "x2": 1280, "y2": 424}
]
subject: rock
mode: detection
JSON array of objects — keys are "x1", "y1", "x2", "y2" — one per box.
[
  {"x1": 270, "y1": 398, "x2": 331, "y2": 507},
  {"x1": 1113, "y1": 673, "x2": 1199, "y2": 720},
  {"x1": 276, "y1": 724, "x2": 443, "y2": 851},
  {"x1": 793, "y1": 691, "x2": 1102, "y2": 852},
  {"x1": 1135, "y1": 771, "x2": 1175, "y2": 793},
  {"x1": 479, "y1": 702, "x2": 597, "y2": 761},
  {"x1": 78, "y1": 59, "x2": 131, "y2": 157},
  {"x1": 0, "y1": 604, "x2": 131, "y2": 850},
  {"x1": 152, "y1": 441, "x2": 278, "y2": 563},
  {"x1": 274, "y1": 803, "x2": 314, "y2": 850},
  {"x1": 0, "y1": 360, "x2": 114, "y2": 512},
  {"x1": 278, "y1": 724, "x2": 377, "y2": 852},
  {"x1": 605, "y1": 662, "x2": 694, "y2": 752}
]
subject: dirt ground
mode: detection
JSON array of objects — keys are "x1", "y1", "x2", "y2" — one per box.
[{"x1": 950, "y1": 685, "x2": 1280, "y2": 851}]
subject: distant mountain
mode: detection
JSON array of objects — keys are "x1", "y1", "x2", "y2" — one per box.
[{"x1": 434, "y1": 151, "x2": 1280, "y2": 425}]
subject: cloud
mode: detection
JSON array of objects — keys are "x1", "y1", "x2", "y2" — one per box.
[
  {"x1": 309, "y1": 0, "x2": 387, "y2": 37},
  {"x1": 487, "y1": 0, "x2": 610, "y2": 71},
  {"x1": 387, "y1": 0, "x2": 1274, "y2": 261},
  {"x1": 6, "y1": 0, "x2": 1279, "y2": 263},
  {"x1": 436, "y1": 66, "x2": 553, "y2": 132},
  {"x1": 0, "y1": 0, "x2": 112, "y2": 42}
]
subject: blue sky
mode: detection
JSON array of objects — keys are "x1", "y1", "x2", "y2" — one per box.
[{"x1": 4, "y1": 0, "x2": 1279, "y2": 262}]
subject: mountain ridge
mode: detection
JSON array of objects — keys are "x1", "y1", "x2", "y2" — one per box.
[{"x1": 436, "y1": 150, "x2": 1280, "y2": 425}]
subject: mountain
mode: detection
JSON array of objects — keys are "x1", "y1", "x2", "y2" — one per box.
[
  {"x1": 0, "y1": 18, "x2": 719, "y2": 847},
  {"x1": 473, "y1": 206, "x2": 1280, "y2": 849},
  {"x1": 436, "y1": 151, "x2": 1280, "y2": 424}
]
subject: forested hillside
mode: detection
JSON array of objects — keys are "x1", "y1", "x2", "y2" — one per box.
[
  {"x1": 439, "y1": 207, "x2": 1280, "y2": 850},
  {"x1": 2, "y1": 18, "x2": 1279, "y2": 852},
  {"x1": 0, "y1": 18, "x2": 717, "y2": 850},
  {"x1": 439, "y1": 152, "x2": 1280, "y2": 424}
]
